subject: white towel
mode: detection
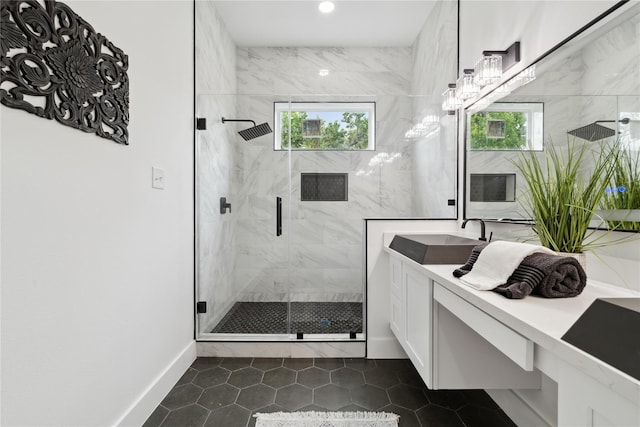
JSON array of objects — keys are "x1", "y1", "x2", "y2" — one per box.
[{"x1": 459, "y1": 241, "x2": 555, "y2": 290}]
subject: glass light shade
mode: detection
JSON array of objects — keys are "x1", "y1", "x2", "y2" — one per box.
[
  {"x1": 441, "y1": 84, "x2": 462, "y2": 112},
  {"x1": 474, "y1": 55, "x2": 502, "y2": 87},
  {"x1": 456, "y1": 70, "x2": 480, "y2": 101}
]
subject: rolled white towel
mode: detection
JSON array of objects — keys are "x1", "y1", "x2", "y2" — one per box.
[{"x1": 459, "y1": 241, "x2": 555, "y2": 290}]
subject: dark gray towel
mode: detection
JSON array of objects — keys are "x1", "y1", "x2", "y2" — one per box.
[
  {"x1": 453, "y1": 243, "x2": 587, "y2": 299},
  {"x1": 497, "y1": 252, "x2": 586, "y2": 299}
]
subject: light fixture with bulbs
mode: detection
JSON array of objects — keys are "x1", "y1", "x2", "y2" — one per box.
[
  {"x1": 318, "y1": 1, "x2": 335, "y2": 14},
  {"x1": 442, "y1": 41, "x2": 522, "y2": 113}
]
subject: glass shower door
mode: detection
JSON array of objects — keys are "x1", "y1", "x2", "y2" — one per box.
[{"x1": 196, "y1": 93, "x2": 292, "y2": 339}]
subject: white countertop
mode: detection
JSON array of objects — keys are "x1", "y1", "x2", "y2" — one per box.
[{"x1": 383, "y1": 241, "x2": 640, "y2": 404}]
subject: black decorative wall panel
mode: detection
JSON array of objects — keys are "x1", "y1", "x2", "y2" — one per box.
[
  {"x1": 0, "y1": 0, "x2": 129, "y2": 144},
  {"x1": 301, "y1": 173, "x2": 348, "y2": 201}
]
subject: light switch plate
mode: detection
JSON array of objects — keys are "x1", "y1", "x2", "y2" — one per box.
[{"x1": 152, "y1": 167, "x2": 165, "y2": 190}]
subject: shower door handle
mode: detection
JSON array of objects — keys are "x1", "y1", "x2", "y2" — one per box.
[{"x1": 276, "y1": 197, "x2": 282, "y2": 236}]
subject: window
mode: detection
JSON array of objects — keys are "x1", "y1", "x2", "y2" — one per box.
[
  {"x1": 468, "y1": 102, "x2": 543, "y2": 150},
  {"x1": 274, "y1": 102, "x2": 375, "y2": 150}
]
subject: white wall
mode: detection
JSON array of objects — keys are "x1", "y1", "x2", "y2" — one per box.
[{"x1": 1, "y1": 1, "x2": 195, "y2": 425}]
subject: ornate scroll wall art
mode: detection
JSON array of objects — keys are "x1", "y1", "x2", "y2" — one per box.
[{"x1": 1, "y1": 0, "x2": 129, "y2": 144}]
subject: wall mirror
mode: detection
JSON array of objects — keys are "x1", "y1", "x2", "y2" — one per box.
[{"x1": 464, "y1": 3, "x2": 640, "y2": 230}]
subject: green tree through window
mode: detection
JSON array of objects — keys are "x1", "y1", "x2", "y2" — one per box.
[
  {"x1": 470, "y1": 111, "x2": 527, "y2": 150},
  {"x1": 279, "y1": 109, "x2": 371, "y2": 150}
]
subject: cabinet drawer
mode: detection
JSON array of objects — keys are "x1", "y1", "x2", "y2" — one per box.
[{"x1": 434, "y1": 284, "x2": 534, "y2": 371}]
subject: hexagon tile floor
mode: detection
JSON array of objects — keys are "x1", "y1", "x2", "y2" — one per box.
[{"x1": 143, "y1": 357, "x2": 517, "y2": 427}]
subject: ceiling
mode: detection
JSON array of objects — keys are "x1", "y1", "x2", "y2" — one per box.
[{"x1": 212, "y1": 1, "x2": 437, "y2": 47}]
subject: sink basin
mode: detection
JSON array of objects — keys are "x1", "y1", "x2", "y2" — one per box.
[
  {"x1": 389, "y1": 234, "x2": 483, "y2": 264},
  {"x1": 561, "y1": 298, "x2": 640, "y2": 381}
]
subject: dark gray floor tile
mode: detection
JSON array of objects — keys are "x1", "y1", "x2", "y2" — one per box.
[
  {"x1": 331, "y1": 367, "x2": 365, "y2": 389},
  {"x1": 425, "y1": 389, "x2": 468, "y2": 410},
  {"x1": 160, "y1": 383, "x2": 203, "y2": 410},
  {"x1": 297, "y1": 367, "x2": 330, "y2": 388},
  {"x1": 262, "y1": 367, "x2": 296, "y2": 388},
  {"x1": 283, "y1": 358, "x2": 313, "y2": 370},
  {"x1": 237, "y1": 384, "x2": 276, "y2": 410},
  {"x1": 175, "y1": 368, "x2": 198, "y2": 386},
  {"x1": 314, "y1": 358, "x2": 345, "y2": 371},
  {"x1": 142, "y1": 405, "x2": 169, "y2": 427},
  {"x1": 375, "y1": 359, "x2": 414, "y2": 373},
  {"x1": 417, "y1": 404, "x2": 465, "y2": 427},
  {"x1": 313, "y1": 384, "x2": 351, "y2": 410},
  {"x1": 388, "y1": 384, "x2": 428, "y2": 410},
  {"x1": 457, "y1": 404, "x2": 517, "y2": 427},
  {"x1": 350, "y1": 384, "x2": 390, "y2": 410},
  {"x1": 204, "y1": 405, "x2": 250, "y2": 427},
  {"x1": 345, "y1": 358, "x2": 377, "y2": 371},
  {"x1": 220, "y1": 358, "x2": 253, "y2": 371},
  {"x1": 191, "y1": 358, "x2": 222, "y2": 371},
  {"x1": 397, "y1": 364, "x2": 426, "y2": 388},
  {"x1": 160, "y1": 404, "x2": 209, "y2": 427},
  {"x1": 381, "y1": 404, "x2": 421, "y2": 427},
  {"x1": 275, "y1": 384, "x2": 313, "y2": 410},
  {"x1": 462, "y1": 389, "x2": 501, "y2": 410},
  {"x1": 198, "y1": 384, "x2": 240, "y2": 410},
  {"x1": 251, "y1": 358, "x2": 283, "y2": 371},
  {"x1": 192, "y1": 367, "x2": 231, "y2": 388},
  {"x1": 228, "y1": 367, "x2": 264, "y2": 388},
  {"x1": 364, "y1": 367, "x2": 401, "y2": 388}
]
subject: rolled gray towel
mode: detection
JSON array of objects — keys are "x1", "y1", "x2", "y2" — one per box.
[
  {"x1": 495, "y1": 252, "x2": 586, "y2": 299},
  {"x1": 454, "y1": 244, "x2": 587, "y2": 299}
]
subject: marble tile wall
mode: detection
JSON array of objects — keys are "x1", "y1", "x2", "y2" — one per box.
[
  {"x1": 195, "y1": 2, "x2": 238, "y2": 332},
  {"x1": 409, "y1": 0, "x2": 458, "y2": 218},
  {"x1": 233, "y1": 48, "x2": 414, "y2": 302}
]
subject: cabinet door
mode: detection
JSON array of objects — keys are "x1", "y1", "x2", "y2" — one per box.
[
  {"x1": 558, "y1": 362, "x2": 640, "y2": 427},
  {"x1": 389, "y1": 256, "x2": 404, "y2": 339},
  {"x1": 404, "y1": 263, "x2": 432, "y2": 386}
]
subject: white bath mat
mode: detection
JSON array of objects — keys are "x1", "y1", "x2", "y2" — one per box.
[{"x1": 254, "y1": 411, "x2": 399, "y2": 427}]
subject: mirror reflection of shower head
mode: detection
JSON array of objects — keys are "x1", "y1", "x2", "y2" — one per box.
[
  {"x1": 567, "y1": 118, "x2": 631, "y2": 142},
  {"x1": 221, "y1": 117, "x2": 273, "y2": 141}
]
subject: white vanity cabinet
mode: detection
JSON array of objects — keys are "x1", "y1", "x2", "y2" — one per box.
[{"x1": 388, "y1": 252, "x2": 540, "y2": 390}]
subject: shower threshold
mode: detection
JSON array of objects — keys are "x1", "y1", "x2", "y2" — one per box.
[{"x1": 210, "y1": 301, "x2": 363, "y2": 336}]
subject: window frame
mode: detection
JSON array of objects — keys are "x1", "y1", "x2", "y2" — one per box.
[
  {"x1": 273, "y1": 101, "x2": 376, "y2": 151},
  {"x1": 468, "y1": 102, "x2": 544, "y2": 151}
]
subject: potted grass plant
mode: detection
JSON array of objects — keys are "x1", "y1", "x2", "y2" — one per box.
[
  {"x1": 513, "y1": 138, "x2": 619, "y2": 265},
  {"x1": 600, "y1": 146, "x2": 640, "y2": 231}
]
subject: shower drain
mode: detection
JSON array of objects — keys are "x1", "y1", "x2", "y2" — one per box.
[{"x1": 319, "y1": 318, "x2": 331, "y2": 326}]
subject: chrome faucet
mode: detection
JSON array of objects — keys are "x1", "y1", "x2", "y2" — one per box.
[{"x1": 462, "y1": 218, "x2": 487, "y2": 241}]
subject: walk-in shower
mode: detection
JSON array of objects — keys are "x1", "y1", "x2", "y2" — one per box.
[{"x1": 195, "y1": 93, "x2": 455, "y2": 342}]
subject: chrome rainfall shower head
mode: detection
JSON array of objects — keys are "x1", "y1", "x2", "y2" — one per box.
[{"x1": 222, "y1": 117, "x2": 273, "y2": 141}]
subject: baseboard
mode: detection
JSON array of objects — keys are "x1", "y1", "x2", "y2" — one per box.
[
  {"x1": 115, "y1": 341, "x2": 197, "y2": 427},
  {"x1": 486, "y1": 389, "x2": 551, "y2": 427},
  {"x1": 366, "y1": 337, "x2": 407, "y2": 359}
]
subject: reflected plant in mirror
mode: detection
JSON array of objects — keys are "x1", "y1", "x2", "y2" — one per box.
[{"x1": 601, "y1": 144, "x2": 640, "y2": 230}]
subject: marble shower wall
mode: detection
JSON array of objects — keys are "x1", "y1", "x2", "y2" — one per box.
[
  {"x1": 195, "y1": 2, "x2": 238, "y2": 332},
  {"x1": 409, "y1": 0, "x2": 458, "y2": 218},
  {"x1": 234, "y1": 47, "x2": 414, "y2": 302}
]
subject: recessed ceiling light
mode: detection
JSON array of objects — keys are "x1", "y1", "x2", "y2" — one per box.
[{"x1": 318, "y1": 1, "x2": 335, "y2": 14}]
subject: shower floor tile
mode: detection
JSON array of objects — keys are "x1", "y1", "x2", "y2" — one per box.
[{"x1": 210, "y1": 302, "x2": 363, "y2": 334}]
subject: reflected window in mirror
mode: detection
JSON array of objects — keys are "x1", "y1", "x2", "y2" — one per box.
[{"x1": 468, "y1": 103, "x2": 543, "y2": 151}]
